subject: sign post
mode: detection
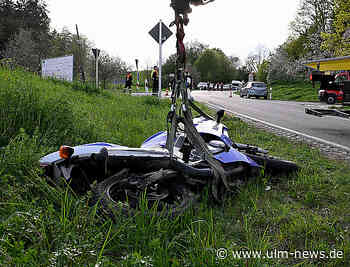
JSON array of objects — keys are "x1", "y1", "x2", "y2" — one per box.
[
  {"x1": 92, "y1": 48, "x2": 100, "y2": 89},
  {"x1": 149, "y1": 21, "x2": 173, "y2": 98},
  {"x1": 158, "y1": 20, "x2": 162, "y2": 98}
]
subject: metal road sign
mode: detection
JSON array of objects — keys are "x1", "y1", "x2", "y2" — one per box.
[
  {"x1": 92, "y1": 48, "x2": 100, "y2": 59},
  {"x1": 149, "y1": 22, "x2": 173, "y2": 44}
]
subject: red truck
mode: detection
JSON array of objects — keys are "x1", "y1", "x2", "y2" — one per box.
[{"x1": 310, "y1": 71, "x2": 350, "y2": 104}]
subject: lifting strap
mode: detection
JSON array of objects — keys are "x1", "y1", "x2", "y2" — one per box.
[{"x1": 166, "y1": 3, "x2": 229, "y2": 201}]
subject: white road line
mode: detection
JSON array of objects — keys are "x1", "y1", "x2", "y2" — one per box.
[{"x1": 205, "y1": 102, "x2": 350, "y2": 153}]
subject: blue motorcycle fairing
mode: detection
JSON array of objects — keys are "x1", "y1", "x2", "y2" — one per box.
[
  {"x1": 141, "y1": 131, "x2": 167, "y2": 148},
  {"x1": 39, "y1": 142, "x2": 125, "y2": 165},
  {"x1": 220, "y1": 133, "x2": 233, "y2": 147},
  {"x1": 141, "y1": 130, "x2": 259, "y2": 167},
  {"x1": 214, "y1": 148, "x2": 259, "y2": 167}
]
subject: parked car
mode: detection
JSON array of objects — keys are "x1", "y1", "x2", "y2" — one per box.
[
  {"x1": 231, "y1": 80, "x2": 242, "y2": 91},
  {"x1": 223, "y1": 84, "x2": 232, "y2": 90},
  {"x1": 197, "y1": 82, "x2": 208, "y2": 90},
  {"x1": 240, "y1": 82, "x2": 268, "y2": 99}
]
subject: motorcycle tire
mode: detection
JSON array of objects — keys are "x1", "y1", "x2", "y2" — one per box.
[
  {"x1": 91, "y1": 168, "x2": 199, "y2": 221},
  {"x1": 244, "y1": 153, "x2": 299, "y2": 176}
]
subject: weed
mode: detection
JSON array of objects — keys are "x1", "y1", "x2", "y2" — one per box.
[{"x1": 1, "y1": 68, "x2": 350, "y2": 266}]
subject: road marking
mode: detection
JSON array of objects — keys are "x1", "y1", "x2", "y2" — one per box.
[{"x1": 206, "y1": 102, "x2": 350, "y2": 153}]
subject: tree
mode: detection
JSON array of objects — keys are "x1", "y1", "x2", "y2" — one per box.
[
  {"x1": 228, "y1": 56, "x2": 241, "y2": 69},
  {"x1": 235, "y1": 66, "x2": 249, "y2": 82},
  {"x1": 0, "y1": 0, "x2": 18, "y2": 52},
  {"x1": 321, "y1": 0, "x2": 350, "y2": 56},
  {"x1": 244, "y1": 45, "x2": 270, "y2": 77},
  {"x1": 3, "y1": 28, "x2": 40, "y2": 71},
  {"x1": 162, "y1": 53, "x2": 177, "y2": 76},
  {"x1": 185, "y1": 41, "x2": 209, "y2": 65},
  {"x1": 267, "y1": 43, "x2": 306, "y2": 83},
  {"x1": 284, "y1": 35, "x2": 308, "y2": 60},
  {"x1": 256, "y1": 59, "x2": 269, "y2": 83},
  {"x1": 0, "y1": 0, "x2": 50, "y2": 54},
  {"x1": 194, "y1": 48, "x2": 235, "y2": 83},
  {"x1": 185, "y1": 62, "x2": 201, "y2": 86},
  {"x1": 48, "y1": 28, "x2": 94, "y2": 81},
  {"x1": 247, "y1": 45, "x2": 270, "y2": 73},
  {"x1": 289, "y1": 0, "x2": 334, "y2": 58},
  {"x1": 163, "y1": 41, "x2": 208, "y2": 78},
  {"x1": 97, "y1": 51, "x2": 128, "y2": 89}
]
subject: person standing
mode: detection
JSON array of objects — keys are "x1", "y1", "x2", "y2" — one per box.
[
  {"x1": 145, "y1": 78, "x2": 149, "y2": 93},
  {"x1": 124, "y1": 72, "x2": 133, "y2": 93},
  {"x1": 184, "y1": 71, "x2": 193, "y2": 90},
  {"x1": 151, "y1": 66, "x2": 159, "y2": 96}
]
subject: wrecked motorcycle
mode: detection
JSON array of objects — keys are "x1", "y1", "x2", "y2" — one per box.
[
  {"x1": 39, "y1": 110, "x2": 298, "y2": 218},
  {"x1": 39, "y1": 0, "x2": 298, "y2": 218}
]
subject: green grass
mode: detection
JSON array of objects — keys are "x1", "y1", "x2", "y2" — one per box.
[
  {"x1": 1, "y1": 67, "x2": 350, "y2": 266},
  {"x1": 270, "y1": 80, "x2": 319, "y2": 102}
]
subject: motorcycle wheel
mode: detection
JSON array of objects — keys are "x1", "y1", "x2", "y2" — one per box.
[
  {"x1": 244, "y1": 153, "x2": 299, "y2": 176},
  {"x1": 91, "y1": 168, "x2": 199, "y2": 220}
]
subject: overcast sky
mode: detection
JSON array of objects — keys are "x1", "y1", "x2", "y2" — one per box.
[{"x1": 47, "y1": 0, "x2": 299, "y2": 69}]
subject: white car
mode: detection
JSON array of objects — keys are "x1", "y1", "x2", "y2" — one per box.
[
  {"x1": 223, "y1": 84, "x2": 232, "y2": 90},
  {"x1": 197, "y1": 82, "x2": 208, "y2": 90},
  {"x1": 231, "y1": 80, "x2": 243, "y2": 91}
]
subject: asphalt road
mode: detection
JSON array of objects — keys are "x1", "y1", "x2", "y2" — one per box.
[{"x1": 191, "y1": 90, "x2": 350, "y2": 150}]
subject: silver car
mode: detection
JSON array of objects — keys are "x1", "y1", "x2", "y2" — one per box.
[
  {"x1": 240, "y1": 82, "x2": 268, "y2": 99},
  {"x1": 197, "y1": 82, "x2": 208, "y2": 90}
]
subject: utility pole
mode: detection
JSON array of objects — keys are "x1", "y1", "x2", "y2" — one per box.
[{"x1": 75, "y1": 24, "x2": 86, "y2": 82}]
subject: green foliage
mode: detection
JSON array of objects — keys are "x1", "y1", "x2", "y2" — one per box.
[
  {"x1": 162, "y1": 53, "x2": 177, "y2": 81},
  {"x1": 0, "y1": 68, "x2": 85, "y2": 147},
  {"x1": 256, "y1": 60, "x2": 269, "y2": 83},
  {"x1": 268, "y1": 0, "x2": 337, "y2": 83},
  {"x1": 0, "y1": 67, "x2": 170, "y2": 148},
  {"x1": 0, "y1": 1, "x2": 128, "y2": 86},
  {"x1": 0, "y1": 0, "x2": 50, "y2": 52},
  {"x1": 194, "y1": 48, "x2": 235, "y2": 83},
  {"x1": 321, "y1": 0, "x2": 350, "y2": 56},
  {"x1": 3, "y1": 28, "x2": 41, "y2": 72},
  {"x1": 1, "y1": 68, "x2": 350, "y2": 265},
  {"x1": 289, "y1": 0, "x2": 334, "y2": 57},
  {"x1": 98, "y1": 50, "x2": 128, "y2": 89},
  {"x1": 186, "y1": 41, "x2": 209, "y2": 65},
  {"x1": 284, "y1": 35, "x2": 308, "y2": 60}
]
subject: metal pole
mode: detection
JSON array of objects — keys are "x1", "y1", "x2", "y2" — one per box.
[
  {"x1": 135, "y1": 59, "x2": 139, "y2": 90},
  {"x1": 75, "y1": 24, "x2": 86, "y2": 82},
  {"x1": 96, "y1": 56, "x2": 99, "y2": 89},
  {"x1": 158, "y1": 20, "x2": 162, "y2": 98}
]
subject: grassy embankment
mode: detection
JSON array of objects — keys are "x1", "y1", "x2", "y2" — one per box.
[
  {"x1": 1, "y1": 67, "x2": 350, "y2": 266},
  {"x1": 269, "y1": 81, "x2": 319, "y2": 102}
]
